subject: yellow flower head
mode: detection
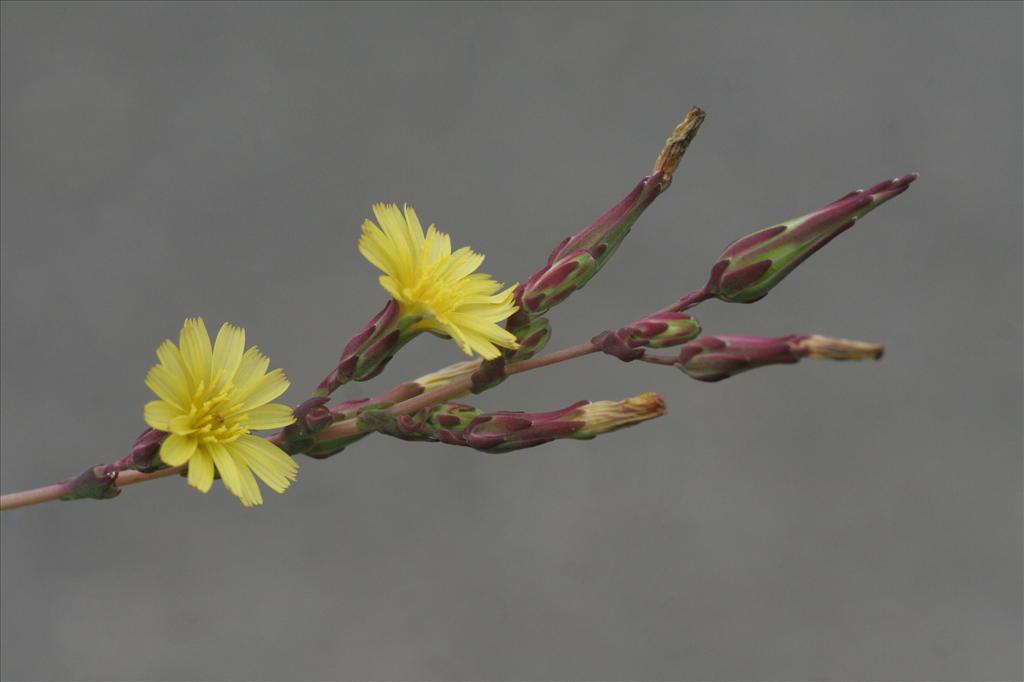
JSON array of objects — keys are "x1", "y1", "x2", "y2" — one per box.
[
  {"x1": 358, "y1": 203, "x2": 519, "y2": 360},
  {"x1": 143, "y1": 318, "x2": 298, "y2": 507}
]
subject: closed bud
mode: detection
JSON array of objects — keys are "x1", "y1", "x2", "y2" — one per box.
[
  {"x1": 60, "y1": 465, "x2": 120, "y2": 501},
  {"x1": 698, "y1": 173, "x2": 918, "y2": 305},
  {"x1": 502, "y1": 316, "x2": 552, "y2": 364},
  {"x1": 125, "y1": 427, "x2": 168, "y2": 472},
  {"x1": 316, "y1": 300, "x2": 421, "y2": 395},
  {"x1": 593, "y1": 311, "x2": 701, "y2": 361},
  {"x1": 519, "y1": 108, "x2": 706, "y2": 319},
  {"x1": 675, "y1": 334, "x2": 883, "y2": 382},
  {"x1": 370, "y1": 394, "x2": 667, "y2": 454},
  {"x1": 520, "y1": 249, "x2": 598, "y2": 316}
]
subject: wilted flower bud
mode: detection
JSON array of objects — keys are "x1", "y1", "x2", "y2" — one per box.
[
  {"x1": 675, "y1": 334, "x2": 883, "y2": 382},
  {"x1": 681, "y1": 173, "x2": 917, "y2": 307},
  {"x1": 593, "y1": 311, "x2": 702, "y2": 361},
  {"x1": 572, "y1": 392, "x2": 668, "y2": 438},
  {"x1": 413, "y1": 360, "x2": 481, "y2": 393}
]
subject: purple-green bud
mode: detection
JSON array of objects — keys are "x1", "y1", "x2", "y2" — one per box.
[
  {"x1": 124, "y1": 427, "x2": 168, "y2": 472},
  {"x1": 502, "y1": 316, "x2": 552, "y2": 364},
  {"x1": 370, "y1": 393, "x2": 667, "y2": 454},
  {"x1": 697, "y1": 173, "x2": 918, "y2": 304},
  {"x1": 675, "y1": 334, "x2": 884, "y2": 382},
  {"x1": 316, "y1": 299, "x2": 421, "y2": 396},
  {"x1": 277, "y1": 397, "x2": 333, "y2": 454},
  {"x1": 60, "y1": 465, "x2": 120, "y2": 501},
  {"x1": 517, "y1": 107, "x2": 706, "y2": 319},
  {"x1": 593, "y1": 311, "x2": 702, "y2": 361},
  {"x1": 519, "y1": 177, "x2": 664, "y2": 317},
  {"x1": 360, "y1": 403, "x2": 485, "y2": 444}
]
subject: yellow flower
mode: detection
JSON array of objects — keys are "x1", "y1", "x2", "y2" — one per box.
[
  {"x1": 143, "y1": 318, "x2": 298, "y2": 507},
  {"x1": 358, "y1": 203, "x2": 519, "y2": 360}
]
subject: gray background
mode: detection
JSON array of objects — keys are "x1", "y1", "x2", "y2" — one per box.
[{"x1": 1, "y1": 2, "x2": 1021, "y2": 680}]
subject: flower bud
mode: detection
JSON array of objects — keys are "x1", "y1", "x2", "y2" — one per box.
[
  {"x1": 60, "y1": 465, "x2": 120, "y2": 501},
  {"x1": 502, "y1": 316, "x2": 552, "y2": 364},
  {"x1": 277, "y1": 397, "x2": 334, "y2": 454},
  {"x1": 520, "y1": 248, "x2": 599, "y2": 316},
  {"x1": 675, "y1": 334, "x2": 883, "y2": 382},
  {"x1": 698, "y1": 173, "x2": 918, "y2": 305},
  {"x1": 593, "y1": 311, "x2": 701, "y2": 361},
  {"x1": 125, "y1": 427, "x2": 168, "y2": 472},
  {"x1": 367, "y1": 394, "x2": 667, "y2": 454},
  {"x1": 316, "y1": 300, "x2": 421, "y2": 395},
  {"x1": 518, "y1": 107, "x2": 706, "y2": 319},
  {"x1": 469, "y1": 316, "x2": 553, "y2": 393}
]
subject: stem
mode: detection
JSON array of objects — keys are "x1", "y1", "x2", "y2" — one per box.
[
  {"x1": 316, "y1": 342, "x2": 598, "y2": 440},
  {"x1": 0, "y1": 342, "x2": 600, "y2": 511}
]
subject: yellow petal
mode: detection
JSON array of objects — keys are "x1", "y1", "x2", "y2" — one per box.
[
  {"x1": 233, "y1": 347, "x2": 270, "y2": 394},
  {"x1": 169, "y1": 414, "x2": 196, "y2": 435},
  {"x1": 179, "y1": 317, "x2": 213, "y2": 384},
  {"x1": 245, "y1": 403, "x2": 297, "y2": 430},
  {"x1": 233, "y1": 434, "x2": 298, "y2": 493},
  {"x1": 212, "y1": 323, "x2": 246, "y2": 388},
  {"x1": 207, "y1": 441, "x2": 244, "y2": 501},
  {"x1": 143, "y1": 400, "x2": 179, "y2": 431},
  {"x1": 155, "y1": 339, "x2": 193, "y2": 394},
  {"x1": 226, "y1": 445, "x2": 264, "y2": 507},
  {"x1": 235, "y1": 368, "x2": 289, "y2": 408},
  {"x1": 160, "y1": 433, "x2": 197, "y2": 466},
  {"x1": 187, "y1": 449, "x2": 215, "y2": 492},
  {"x1": 144, "y1": 365, "x2": 189, "y2": 410}
]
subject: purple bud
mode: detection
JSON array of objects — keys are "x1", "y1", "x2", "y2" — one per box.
[
  {"x1": 675, "y1": 334, "x2": 884, "y2": 381},
  {"x1": 594, "y1": 311, "x2": 702, "y2": 361},
  {"x1": 700, "y1": 173, "x2": 918, "y2": 304},
  {"x1": 60, "y1": 465, "x2": 121, "y2": 501},
  {"x1": 316, "y1": 299, "x2": 419, "y2": 395},
  {"x1": 124, "y1": 428, "x2": 168, "y2": 472},
  {"x1": 517, "y1": 108, "x2": 706, "y2": 320}
]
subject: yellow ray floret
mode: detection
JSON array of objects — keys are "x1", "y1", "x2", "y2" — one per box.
[
  {"x1": 358, "y1": 203, "x2": 519, "y2": 359},
  {"x1": 143, "y1": 318, "x2": 298, "y2": 507}
]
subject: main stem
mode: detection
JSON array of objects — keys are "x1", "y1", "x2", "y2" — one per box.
[{"x1": 0, "y1": 342, "x2": 599, "y2": 511}]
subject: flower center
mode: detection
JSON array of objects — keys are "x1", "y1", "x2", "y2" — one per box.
[
  {"x1": 186, "y1": 374, "x2": 249, "y2": 444},
  {"x1": 400, "y1": 262, "x2": 462, "y2": 321}
]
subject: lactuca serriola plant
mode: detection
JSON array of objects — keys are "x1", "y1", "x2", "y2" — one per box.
[{"x1": 0, "y1": 107, "x2": 920, "y2": 511}]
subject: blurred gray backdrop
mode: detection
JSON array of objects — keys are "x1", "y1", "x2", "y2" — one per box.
[{"x1": 1, "y1": 2, "x2": 1021, "y2": 680}]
